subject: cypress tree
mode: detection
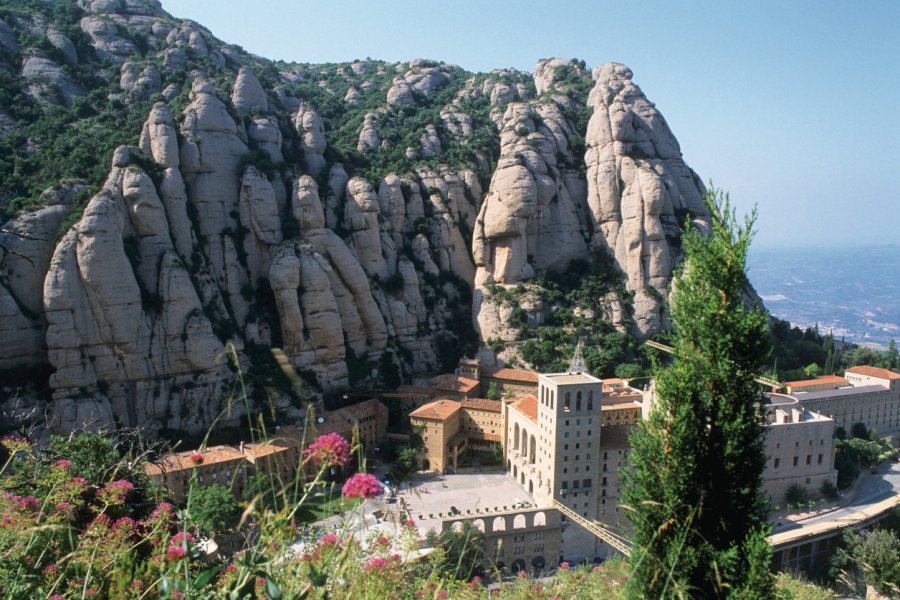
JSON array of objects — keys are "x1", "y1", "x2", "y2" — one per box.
[{"x1": 622, "y1": 188, "x2": 773, "y2": 598}]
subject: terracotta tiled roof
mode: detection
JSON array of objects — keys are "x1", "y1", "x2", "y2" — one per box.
[
  {"x1": 510, "y1": 395, "x2": 538, "y2": 423},
  {"x1": 488, "y1": 368, "x2": 539, "y2": 384},
  {"x1": 243, "y1": 440, "x2": 293, "y2": 461},
  {"x1": 314, "y1": 412, "x2": 354, "y2": 437},
  {"x1": 430, "y1": 374, "x2": 480, "y2": 394},
  {"x1": 409, "y1": 399, "x2": 462, "y2": 421},
  {"x1": 480, "y1": 433, "x2": 502, "y2": 442},
  {"x1": 145, "y1": 445, "x2": 245, "y2": 476},
  {"x1": 845, "y1": 366, "x2": 900, "y2": 380},
  {"x1": 784, "y1": 375, "x2": 848, "y2": 388},
  {"x1": 340, "y1": 398, "x2": 387, "y2": 418},
  {"x1": 461, "y1": 398, "x2": 502, "y2": 413}
]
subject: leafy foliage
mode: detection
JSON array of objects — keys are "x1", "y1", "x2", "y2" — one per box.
[
  {"x1": 622, "y1": 188, "x2": 773, "y2": 598},
  {"x1": 187, "y1": 484, "x2": 240, "y2": 535}
]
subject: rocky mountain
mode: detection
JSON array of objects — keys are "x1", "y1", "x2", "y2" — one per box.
[{"x1": 0, "y1": 0, "x2": 708, "y2": 436}]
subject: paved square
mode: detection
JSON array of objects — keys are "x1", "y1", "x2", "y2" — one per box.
[{"x1": 400, "y1": 470, "x2": 536, "y2": 536}]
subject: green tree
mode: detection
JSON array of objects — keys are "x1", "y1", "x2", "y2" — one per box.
[
  {"x1": 485, "y1": 382, "x2": 500, "y2": 401},
  {"x1": 831, "y1": 528, "x2": 900, "y2": 597},
  {"x1": 187, "y1": 484, "x2": 240, "y2": 535},
  {"x1": 396, "y1": 447, "x2": 418, "y2": 473},
  {"x1": 622, "y1": 188, "x2": 773, "y2": 598}
]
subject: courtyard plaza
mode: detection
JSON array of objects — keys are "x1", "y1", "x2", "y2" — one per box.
[{"x1": 398, "y1": 470, "x2": 538, "y2": 536}]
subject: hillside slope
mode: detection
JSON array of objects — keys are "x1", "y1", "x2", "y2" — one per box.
[{"x1": 0, "y1": 0, "x2": 707, "y2": 435}]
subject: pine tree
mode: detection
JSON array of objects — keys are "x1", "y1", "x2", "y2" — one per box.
[{"x1": 622, "y1": 188, "x2": 773, "y2": 598}]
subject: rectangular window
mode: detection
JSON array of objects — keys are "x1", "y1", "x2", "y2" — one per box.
[
  {"x1": 774, "y1": 458, "x2": 780, "y2": 468},
  {"x1": 793, "y1": 457, "x2": 798, "y2": 467},
  {"x1": 818, "y1": 454, "x2": 823, "y2": 464}
]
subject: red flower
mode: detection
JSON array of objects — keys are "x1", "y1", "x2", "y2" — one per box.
[
  {"x1": 170, "y1": 531, "x2": 196, "y2": 546},
  {"x1": 132, "y1": 579, "x2": 144, "y2": 589},
  {"x1": 166, "y1": 545, "x2": 186, "y2": 561},
  {"x1": 98, "y1": 480, "x2": 134, "y2": 505},
  {"x1": 341, "y1": 473, "x2": 381, "y2": 499},
  {"x1": 303, "y1": 433, "x2": 350, "y2": 467},
  {"x1": 318, "y1": 533, "x2": 339, "y2": 547},
  {"x1": 559, "y1": 561, "x2": 570, "y2": 570},
  {"x1": 363, "y1": 556, "x2": 388, "y2": 571},
  {"x1": 437, "y1": 591, "x2": 449, "y2": 599},
  {"x1": 189, "y1": 452, "x2": 204, "y2": 465},
  {"x1": 52, "y1": 459, "x2": 71, "y2": 470}
]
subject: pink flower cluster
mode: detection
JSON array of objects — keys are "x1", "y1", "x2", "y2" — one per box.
[
  {"x1": 189, "y1": 452, "x2": 204, "y2": 465},
  {"x1": 303, "y1": 433, "x2": 350, "y2": 467},
  {"x1": 341, "y1": 473, "x2": 381, "y2": 499},
  {"x1": 52, "y1": 459, "x2": 71, "y2": 470},
  {"x1": 362, "y1": 553, "x2": 401, "y2": 571},
  {"x1": 98, "y1": 480, "x2": 134, "y2": 505}
]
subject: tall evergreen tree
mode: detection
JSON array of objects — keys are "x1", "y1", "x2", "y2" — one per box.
[{"x1": 622, "y1": 189, "x2": 773, "y2": 598}]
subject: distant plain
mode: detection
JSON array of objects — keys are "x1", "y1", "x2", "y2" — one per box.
[{"x1": 748, "y1": 246, "x2": 900, "y2": 348}]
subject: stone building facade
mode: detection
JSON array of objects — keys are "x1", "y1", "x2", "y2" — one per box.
[
  {"x1": 784, "y1": 367, "x2": 900, "y2": 435},
  {"x1": 763, "y1": 394, "x2": 838, "y2": 502}
]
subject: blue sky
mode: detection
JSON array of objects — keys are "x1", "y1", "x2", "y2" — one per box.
[{"x1": 160, "y1": 0, "x2": 899, "y2": 248}]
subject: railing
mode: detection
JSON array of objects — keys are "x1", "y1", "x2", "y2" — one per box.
[{"x1": 551, "y1": 499, "x2": 632, "y2": 556}]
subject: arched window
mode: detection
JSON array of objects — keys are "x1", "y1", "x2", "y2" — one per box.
[
  {"x1": 588, "y1": 390, "x2": 593, "y2": 411},
  {"x1": 576, "y1": 391, "x2": 582, "y2": 411},
  {"x1": 564, "y1": 392, "x2": 571, "y2": 411},
  {"x1": 514, "y1": 423, "x2": 520, "y2": 450}
]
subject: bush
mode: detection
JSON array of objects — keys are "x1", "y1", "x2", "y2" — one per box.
[
  {"x1": 821, "y1": 480, "x2": 839, "y2": 500},
  {"x1": 786, "y1": 483, "x2": 809, "y2": 506}
]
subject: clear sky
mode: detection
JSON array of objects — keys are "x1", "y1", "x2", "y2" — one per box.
[{"x1": 159, "y1": 0, "x2": 899, "y2": 248}]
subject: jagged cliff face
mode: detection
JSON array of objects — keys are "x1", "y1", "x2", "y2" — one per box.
[{"x1": 0, "y1": 0, "x2": 708, "y2": 435}]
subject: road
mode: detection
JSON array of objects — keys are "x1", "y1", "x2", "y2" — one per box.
[{"x1": 770, "y1": 460, "x2": 900, "y2": 544}]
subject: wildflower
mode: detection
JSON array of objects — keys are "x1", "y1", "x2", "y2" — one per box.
[
  {"x1": 88, "y1": 514, "x2": 112, "y2": 530},
  {"x1": 552, "y1": 596, "x2": 563, "y2": 600},
  {"x1": 16, "y1": 496, "x2": 39, "y2": 510},
  {"x1": 415, "y1": 591, "x2": 424, "y2": 598},
  {"x1": 592, "y1": 565, "x2": 602, "y2": 572},
  {"x1": 49, "y1": 596, "x2": 64, "y2": 600},
  {"x1": 375, "y1": 535, "x2": 390, "y2": 546},
  {"x1": 559, "y1": 561, "x2": 570, "y2": 570},
  {"x1": 98, "y1": 480, "x2": 134, "y2": 505},
  {"x1": 166, "y1": 545, "x2": 186, "y2": 561},
  {"x1": 437, "y1": 591, "x2": 449, "y2": 599},
  {"x1": 532, "y1": 583, "x2": 542, "y2": 591},
  {"x1": 42, "y1": 564, "x2": 58, "y2": 575},
  {"x1": 363, "y1": 556, "x2": 388, "y2": 570},
  {"x1": 303, "y1": 433, "x2": 350, "y2": 467},
  {"x1": 426, "y1": 582, "x2": 436, "y2": 589},
  {"x1": 69, "y1": 476, "x2": 88, "y2": 490},
  {"x1": 341, "y1": 473, "x2": 381, "y2": 499},
  {"x1": 318, "y1": 533, "x2": 339, "y2": 547},
  {"x1": 517, "y1": 570, "x2": 527, "y2": 578},
  {"x1": 55, "y1": 501, "x2": 71, "y2": 512},
  {"x1": 404, "y1": 519, "x2": 416, "y2": 528},
  {"x1": 470, "y1": 576, "x2": 482, "y2": 586},
  {"x1": 189, "y1": 452, "x2": 204, "y2": 465},
  {"x1": 85, "y1": 589, "x2": 97, "y2": 598},
  {"x1": 171, "y1": 592, "x2": 184, "y2": 600},
  {"x1": 223, "y1": 565, "x2": 236, "y2": 574},
  {"x1": 52, "y1": 459, "x2": 71, "y2": 470},
  {"x1": 170, "y1": 531, "x2": 196, "y2": 546},
  {"x1": 132, "y1": 579, "x2": 144, "y2": 589},
  {"x1": 1, "y1": 434, "x2": 30, "y2": 453}
]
